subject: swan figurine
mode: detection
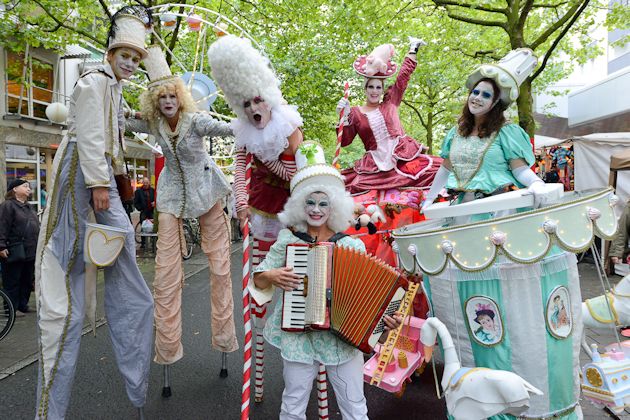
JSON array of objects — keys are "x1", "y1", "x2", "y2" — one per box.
[{"x1": 421, "y1": 317, "x2": 543, "y2": 420}]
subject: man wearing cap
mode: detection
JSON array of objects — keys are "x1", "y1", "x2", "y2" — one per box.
[
  {"x1": 0, "y1": 179, "x2": 39, "y2": 316},
  {"x1": 34, "y1": 7, "x2": 154, "y2": 419}
]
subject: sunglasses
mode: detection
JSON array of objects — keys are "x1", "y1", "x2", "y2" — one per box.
[{"x1": 471, "y1": 89, "x2": 493, "y2": 99}]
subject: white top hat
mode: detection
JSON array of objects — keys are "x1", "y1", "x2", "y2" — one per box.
[
  {"x1": 107, "y1": 14, "x2": 150, "y2": 59},
  {"x1": 466, "y1": 48, "x2": 538, "y2": 105},
  {"x1": 144, "y1": 45, "x2": 177, "y2": 87},
  {"x1": 290, "y1": 142, "x2": 345, "y2": 194}
]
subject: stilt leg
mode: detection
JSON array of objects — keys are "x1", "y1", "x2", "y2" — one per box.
[
  {"x1": 162, "y1": 365, "x2": 172, "y2": 398},
  {"x1": 251, "y1": 238, "x2": 272, "y2": 403},
  {"x1": 138, "y1": 407, "x2": 146, "y2": 420},
  {"x1": 220, "y1": 352, "x2": 228, "y2": 378},
  {"x1": 317, "y1": 364, "x2": 329, "y2": 419}
]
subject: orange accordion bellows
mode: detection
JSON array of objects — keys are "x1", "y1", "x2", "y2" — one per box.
[{"x1": 282, "y1": 242, "x2": 407, "y2": 353}]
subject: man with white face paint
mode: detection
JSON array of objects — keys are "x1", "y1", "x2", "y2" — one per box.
[
  {"x1": 208, "y1": 35, "x2": 303, "y2": 401},
  {"x1": 249, "y1": 142, "x2": 401, "y2": 419},
  {"x1": 422, "y1": 49, "x2": 546, "y2": 219},
  {"x1": 126, "y1": 45, "x2": 238, "y2": 397},
  {"x1": 34, "y1": 7, "x2": 154, "y2": 419}
]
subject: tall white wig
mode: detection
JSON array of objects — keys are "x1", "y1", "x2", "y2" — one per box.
[
  {"x1": 278, "y1": 183, "x2": 356, "y2": 234},
  {"x1": 208, "y1": 35, "x2": 283, "y2": 120}
]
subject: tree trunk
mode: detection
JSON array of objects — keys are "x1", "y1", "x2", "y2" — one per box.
[
  {"x1": 516, "y1": 79, "x2": 536, "y2": 136},
  {"x1": 426, "y1": 111, "x2": 434, "y2": 154}
]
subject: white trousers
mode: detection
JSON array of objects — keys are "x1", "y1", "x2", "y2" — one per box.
[{"x1": 280, "y1": 352, "x2": 368, "y2": 420}]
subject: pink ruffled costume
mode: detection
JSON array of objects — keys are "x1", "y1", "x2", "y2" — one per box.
[{"x1": 340, "y1": 56, "x2": 442, "y2": 193}]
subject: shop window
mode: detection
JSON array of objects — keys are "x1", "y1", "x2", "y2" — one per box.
[{"x1": 5, "y1": 50, "x2": 54, "y2": 119}]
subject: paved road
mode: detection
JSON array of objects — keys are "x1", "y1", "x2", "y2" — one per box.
[{"x1": 0, "y1": 243, "x2": 627, "y2": 419}]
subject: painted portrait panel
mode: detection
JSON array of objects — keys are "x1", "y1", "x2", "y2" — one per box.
[
  {"x1": 465, "y1": 296, "x2": 503, "y2": 347},
  {"x1": 546, "y1": 286, "x2": 572, "y2": 339}
]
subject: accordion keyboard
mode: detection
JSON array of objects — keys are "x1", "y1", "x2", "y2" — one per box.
[{"x1": 282, "y1": 245, "x2": 309, "y2": 330}]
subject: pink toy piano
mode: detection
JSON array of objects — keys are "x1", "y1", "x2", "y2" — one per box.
[{"x1": 363, "y1": 316, "x2": 426, "y2": 394}]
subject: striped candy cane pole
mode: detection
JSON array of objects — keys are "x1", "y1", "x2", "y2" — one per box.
[
  {"x1": 241, "y1": 153, "x2": 253, "y2": 420},
  {"x1": 332, "y1": 82, "x2": 350, "y2": 169},
  {"x1": 317, "y1": 364, "x2": 329, "y2": 419}
]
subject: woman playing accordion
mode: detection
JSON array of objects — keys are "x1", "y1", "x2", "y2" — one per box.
[{"x1": 249, "y1": 143, "x2": 401, "y2": 419}]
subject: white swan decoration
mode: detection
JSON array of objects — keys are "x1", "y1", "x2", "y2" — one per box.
[
  {"x1": 421, "y1": 317, "x2": 544, "y2": 420},
  {"x1": 582, "y1": 273, "x2": 630, "y2": 330}
]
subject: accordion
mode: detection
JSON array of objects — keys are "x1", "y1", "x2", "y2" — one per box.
[{"x1": 282, "y1": 242, "x2": 407, "y2": 353}]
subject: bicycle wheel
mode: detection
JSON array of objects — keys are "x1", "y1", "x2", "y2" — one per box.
[
  {"x1": 135, "y1": 220, "x2": 142, "y2": 244},
  {"x1": 0, "y1": 289, "x2": 15, "y2": 341},
  {"x1": 182, "y1": 224, "x2": 194, "y2": 260}
]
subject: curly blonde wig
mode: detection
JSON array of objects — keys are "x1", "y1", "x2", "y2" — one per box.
[{"x1": 139, "y1": 78, "x2": 197, "y2": 123}]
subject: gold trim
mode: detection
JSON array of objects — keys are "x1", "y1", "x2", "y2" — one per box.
[{"x1": 581, "y1": 384, "x2": 614, "y2": 396}]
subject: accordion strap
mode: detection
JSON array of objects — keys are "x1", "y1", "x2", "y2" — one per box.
[{"x1": 292, "y1": 230, "x2": 348, "y2": 244}]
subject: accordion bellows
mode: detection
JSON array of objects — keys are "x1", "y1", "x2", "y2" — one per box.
[{"x1": 282, "y1": 243, "x2": 407, "y2": 353}]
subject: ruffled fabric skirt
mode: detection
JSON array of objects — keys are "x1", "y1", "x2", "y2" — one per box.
[{"x1": 343, "y1": 135, "x2": 443, "y2": 194}]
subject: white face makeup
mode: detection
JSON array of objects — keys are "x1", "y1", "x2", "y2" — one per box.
[
  {"x1": 108, "y1": 47, "x2": 142, "y2": 81},
  {"x1": 304, "y1": 192, "x2": 331, "y2": 228},
  {"x1": 244, "y1": 96, "x2": 272, "y2": 129},
  {"x1": 158, "y1": 92, "x2": 180, "y2": 119},
  {"x1": 468, "y1": 81, "x2": 498, "y2": 116},
  {"x1": 365, "y1": 79, "x2": 384, "y2": 105}
]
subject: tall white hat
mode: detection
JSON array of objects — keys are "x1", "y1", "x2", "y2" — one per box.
[
  {"x1": 144, "y1": 45, "x2": 177, "y2": 87},
  {"x1": 207, "y1": 35, "x2": 283, "y2": 120},
  {"x1": 106, "y1": 6, "x2": 152, "y2": 59},
  {"x1": 290, "y1": 142, "x2": 345, "y2": 195},
  {"x1": 466, "y1": 48, "x2": 538, "y2": 105}
]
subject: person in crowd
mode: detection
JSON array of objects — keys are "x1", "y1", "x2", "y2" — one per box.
[
  {"x1": 544, "y1": 164, "x2": 560, "y2": 184},
  {"x1": 336, "y1": 37, "x2": 441, "y2": 194},
  {"x1": 126, "y1": 45, "x2": 238, "y2": 394},
  {"x1": 610, "y1": 199, "x2": 630, "y2": 266},
  {"x1": 422, "y1": 49, "x2": 545, "y2": 217},
  {"x1": 133, "y1": 177, "x2": 155, "y2": 248},
  {"x1": 249, "y1": 143, "x2": 401, "y2": 420},
  {"x1": 0, "y1": 179, "x2": 39, "y2": 317},
  {"x1": 40, "y1": 182, "x2": 47, "y2": 209},
  {"x1": 34, "y1": 7, "x2": 154, "y2": 419}
]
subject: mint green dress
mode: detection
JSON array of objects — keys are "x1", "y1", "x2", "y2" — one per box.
[
  {"x1": 254, "y1": 229, "x2": 365, "y2": 365},
  {"x1": 440, "y1": 124, "x2": 535, "y2": 194}
]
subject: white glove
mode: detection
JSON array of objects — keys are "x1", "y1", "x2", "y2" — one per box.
[
  {"x1": 336, "y1": 97, "x2": 350, "y2": 118},
  {"x1": 512, "y1": 165, "x2": 547, "y2": 208},
  {"x1": 421, "y1": 165, "x2": 451, "y2": 212},
  {"x1": 408, "y1": 36, "x2": 427, "y2": 54}
]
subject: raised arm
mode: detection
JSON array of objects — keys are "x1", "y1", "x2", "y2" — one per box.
[
  {"x1": 193, "y1": 112, "x2": 232, "y2": 138},
  {"x1": 385, "y1": 55, "x2": 417, "y2": 107}
]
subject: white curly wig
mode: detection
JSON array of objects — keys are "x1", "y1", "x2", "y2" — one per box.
[
  {"x1": 207, "y1": 35, "x2": 283, "y2": 120},
  {"x1": 278, "y1": 183, "x2": 356, "y2": 234}
]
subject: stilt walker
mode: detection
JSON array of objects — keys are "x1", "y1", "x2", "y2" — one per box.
[
  {"x1": 208, "y1": 35, "x2": 303, "y2": 406},
  {"x1": 126, "y1": 45, "x2": 238, "y2": 397},
  {"x1": 34, "y1": 6, "x2": 154, "y2": 419}
]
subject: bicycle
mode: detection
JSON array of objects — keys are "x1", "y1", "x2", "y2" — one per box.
[
  {"x1": 0, "y1": 289, "x2": 16, "y2": 341},
  {"x1": 182, "y1": 218, "x2": 201, "y2": 260}
]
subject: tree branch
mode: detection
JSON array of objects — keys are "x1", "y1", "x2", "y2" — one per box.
[
  {"x1": 432, "y1": 0, "x2": 507, "y2": 15},
  {"x1": 444, "y1": 9, "x2": 508, "y2": 29},
  {"x1": 517, "y1": 0, "x2": 535, "y2": 30},
  {"x1": 98, "y1": 0, "x2": 112, "y2": 20},
  {"x1": 29, "y1": 0, "x2": 104, "y2": 46},
  {"x1": 531, "y1": 0, "x2": 591, "y2": 79},
  {"x1": 530, "y1": 0, "x2": 588, "y2": 50},
  {"x1": 403, "y1": 99, "x2": 427, "y2": 128},
  {"x1": 532, "y1": 1, "x2": 570, "y2": 7}
]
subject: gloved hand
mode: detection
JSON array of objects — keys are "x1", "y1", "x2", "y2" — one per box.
[
  {"x1": 526, "y1": 180, "x2": 548, "y2": 208},
  {"x1": 336, "y1": 97, "x2": 350, "y2": 119},
  {"x1": 421, "y1": 165, "x2": 451, "y2": 213},
  {"x1": 512, "y1": 165, "x2": 548, "y2": 208},
  {"x1": 408, "y1": 36, "x2": 427, "y2": 54}
]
